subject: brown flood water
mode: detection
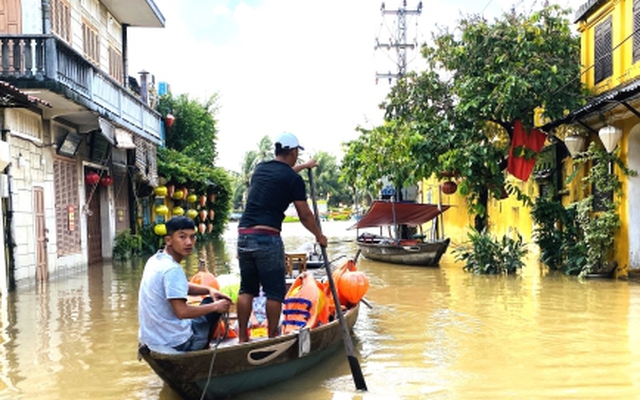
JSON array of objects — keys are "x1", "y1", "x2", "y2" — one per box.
[{"x1": 0, "y1": 220, "x2": 639, "y2": 399}]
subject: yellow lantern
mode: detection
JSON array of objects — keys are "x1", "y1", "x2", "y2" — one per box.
[
  {"x1": 186, "y1": 209, "x2": 198, "y2": 219},
  {"x1": 154, "y1": 223, "x2": 167, "y2": 236},
  {"x1": 172, "y1": 189, "x2": 184, "y2": 200},
  {"x1": 155, "y1": 204, "x2": 169, "y2": 216},
  {"x1": 154, "y1": 186, "x2": 168, "y2": 197},
  {"x1": 186, "y1": 193, "x2": 198, "y2": 203},
  {"x1": 172, "y1": 206, "x2": 185, "y2": 216}
]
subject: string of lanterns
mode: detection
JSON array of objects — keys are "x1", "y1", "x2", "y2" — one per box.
[{"x1": 152, "y1": 183, "x2": 217, "y2": 236}]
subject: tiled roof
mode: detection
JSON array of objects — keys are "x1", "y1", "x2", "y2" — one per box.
[
  {"x1": 0, "y1": 81, "x2": 51, "y2": 108},
  {"x1": 574, "y1": 0, "x2": 608, "y2": 23}
]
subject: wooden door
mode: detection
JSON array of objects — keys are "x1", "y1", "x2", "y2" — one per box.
[
  {"x1": 0, "y1": 0, "x2": 21, "y2": 34},
  {"x1": 34, "y1": 187, "x2": 48, "y2": 281},
  {"x1": 86, "y1": 178, "x2": 102, "y2": 265}
]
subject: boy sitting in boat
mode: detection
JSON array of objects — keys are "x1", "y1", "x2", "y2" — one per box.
[{"x1": 138, "y1": 216, "x2": 233, "y2": 352}]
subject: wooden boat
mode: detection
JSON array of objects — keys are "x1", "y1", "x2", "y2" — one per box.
[
  {"x1": 351, "y1": 200, "x2": 450, "y2": 266},
  {"x1": 138, "y1": 303, "x2": 360, "y2": 400}
]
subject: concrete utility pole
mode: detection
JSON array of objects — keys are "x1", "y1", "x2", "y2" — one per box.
[{"x1": 375, "y1": 1, "x2": 423, "y2": 84}]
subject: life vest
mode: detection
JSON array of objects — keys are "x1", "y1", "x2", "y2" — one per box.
[{"x1": 281, "y1": 272, "x2": 329, "y2": 334}]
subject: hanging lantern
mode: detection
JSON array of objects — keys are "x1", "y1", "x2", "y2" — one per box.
[
  {"x1": 198, "y1": 223, "x2": 206, "y2": 234},
  {"x1": 441, "y1": 181, "x2": 458, "y2": 195},
  {"x1": 181, "y1": 187, "x2": 189, "y2": 200},
  {"x1": 172, "y1": 189, "x2": 184, "y2": 200},
  {"x1": 85, "y1": 172, "x2": 100, "y2": 185},
  {"x1": 209, "y1": 193, "x2": 216, "y2": 203},
  {"x1": 208, "y1": 209, "x2": 215, "y2": 220},
  {"x1": 598, "y1": 125, "x2": 622, "y2": 153},
  {"x1": 199, "y1": 195, "x2": 207, "y2": 207},
  {"x1": 153, "y1": 223, "x2": 167, "y2": 236},
  {"x1": 154, "y1": 185, "x2": 168, "y2": 197},
  {"x1": 186, "y1": 209, "x2": 198, "y2": 219},
  {"x1": 165, "y1": 113, "x2": 175, "y2": 127},
  {"x1": 207, "y1": 223, "x2": 214, "y2": 233},
  {"x1": 172, "y1": 206, "x2": 185, "y2": 216},
  {"x1": 155, "y1": 204, "x2": 169, "y2": 216},
  {"x1": 564, "y1": 132, "x2": 587, "y2": 158},
  {"x1": 199, "y1": 209, "x2": 207, "y2": 221},
  {"x1": 99, "y1": 175, "x2": 114, "y2": 187},
  {"x1": 167, "y1": 184, "x2": 175, "y2": 198},
  {"x1": 186, "y1": 194, "x2": 198, "y2": 203}
]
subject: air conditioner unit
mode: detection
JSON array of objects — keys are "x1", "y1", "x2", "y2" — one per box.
[{"x1": 0, "y1": 174, "x2": 8, "y2": 198}]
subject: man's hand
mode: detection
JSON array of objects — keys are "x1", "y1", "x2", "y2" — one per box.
[
  {"x1": 316, "y1": 234, "x2": 328, "y2": 247},
  {"x1": 210, "y1": 288, "x2": 233, "y2": 303}
]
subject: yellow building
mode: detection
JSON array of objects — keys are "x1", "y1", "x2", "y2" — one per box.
[{"x1": 422, "y1": 0, "x2": 640, "y2": 277}]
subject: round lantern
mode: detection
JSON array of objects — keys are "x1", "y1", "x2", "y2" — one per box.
[
  {"x1": 155, "y1": 204, "x2": 169, "y2": 216},
  {"x1": 172, "y1": 189, "x2": 184, "y2": 200},
  {"x1": 207, "y1": 223, "x2": 214, "y2": 233},
  {"x1": 209, "y1": 193, "x2": 216, "y2": 203},
  {"x1": 181, "y1": 187, "x2": 189, "y2": 200},
  {"x1": 199, "y1": 195, "x2": 207, "y2": 207},
  {"x1": 165, "y1": 113, "x2": 175, "y2": 128},
  {"x1": 208, "y1": 209, "x2": 215, "y2": 220},
  {"x1": 198, "y1": 223, "x2": 206, "y2": 234},
  {"x1": 154, "y1": 186, "x2": 168, "y2": 197},
  {"x1": 85, "y1": 172, "x2": 100, "y2": 185},
  {"x1": 441, "y1": 181, "x2": 458, "y2": 195},
  {"x1": 187, "y1": 194, "x2": 198, "y2": 203},
  {"x1": 99, "y1": 175, "x2": 114, "y2": 187},
  {"x1": 172, "y1": 206, "x2": 185, "y2": 216},
  {"x1": 167, "y1": 184, "x2": 175, "y2": 198},
  {"x1": 153, "y1": 223, "x2": 167, "y2": 236},
  {"x1": 186, "y1": 209, "x2": 198, "y2": 219},
  {"x1": 199, "y1": 209, "x2": 207, "y2": 221}
]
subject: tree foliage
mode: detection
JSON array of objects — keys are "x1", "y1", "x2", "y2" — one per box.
[
  {"x1": 157, "y1": 93, "x2": 219, "y2": 166},
  {"x1": 155, "y1": 93, "x2": 232, "y2": 238},
  {"x1": 342, "y1": 4, "x2": 588, "y2": 229}
]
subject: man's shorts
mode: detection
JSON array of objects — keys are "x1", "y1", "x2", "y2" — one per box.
[{"x1": 237, "y1": 233, "x2": 286, "y2": 302}]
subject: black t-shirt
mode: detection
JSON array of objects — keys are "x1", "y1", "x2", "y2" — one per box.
[{"x1": 239, "y1": 160, "x2": 307, "y2": 231}]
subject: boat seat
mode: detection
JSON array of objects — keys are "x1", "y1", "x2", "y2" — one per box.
[{"x1": 285, "y1": 252, "x2": 307, "y2": 277}]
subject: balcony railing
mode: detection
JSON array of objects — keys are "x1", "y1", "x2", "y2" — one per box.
[{"x1": 0, "y1": 34, "x2": 161, "y2": 145}]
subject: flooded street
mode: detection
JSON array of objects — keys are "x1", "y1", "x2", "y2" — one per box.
[{"x1": 1, "y1": 221, "x2": 639, "y2": 399}]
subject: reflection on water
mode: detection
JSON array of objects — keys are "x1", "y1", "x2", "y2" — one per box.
[{"x1": 0, "y1": 221, "x2": 639, "y2": 399}]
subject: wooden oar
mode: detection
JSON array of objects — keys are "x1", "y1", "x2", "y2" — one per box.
[{"x1": 307, "y1": 169, "x2": 368, "y2": 391}]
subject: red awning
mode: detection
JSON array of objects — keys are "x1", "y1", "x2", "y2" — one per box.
[{"x1": 349, "y1": 201, "x2": 449, "y2": 229}]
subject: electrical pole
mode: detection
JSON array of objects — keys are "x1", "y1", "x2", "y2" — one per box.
[{"x1": 375, "y1": 1, "x2": 423, "y2": 84}]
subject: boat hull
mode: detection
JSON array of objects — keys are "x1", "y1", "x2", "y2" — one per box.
[
  {"x1": 356, "y1": 238, "x2": 450, "y2": 266},
  {"x1": 139, "y1": 304, "x2": 360, "y2": 400}
]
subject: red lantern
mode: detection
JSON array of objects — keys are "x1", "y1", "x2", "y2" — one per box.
[
  {"x1": 167, "y1": 184, "x2": 175, "y2": 198},
  {"x1": 208, "y1": 209, "x2": 215, "y2": 220},
  {"x1": 85, "y1": 172, "x2": 100, "y2": 185},
  {"x1": 207, "y1": 223, "x2": 213, "y2": 233},
  {"x1": 441, "y1": 181, "x2": 458, "y2": 195},
  {"x1": 198, "y1": 223, "x2": 206, "y2": 234},
  {"x1": 199, "y1": 209, "x2": 207, "y2": 221},
  {"x1": 165, "y1": 113, "x2": 175, "y2": 127},
  {"x1": 100, "y1": 175, "x2": 114, "y2": 187},
  {"x1": 199, "y1": 195, "x2": 207, "y2": 207}
]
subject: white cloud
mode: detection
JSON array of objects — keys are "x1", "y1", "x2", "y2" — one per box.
[{"x1": 127, "y1": 0, "x2": 588, "y2": 172}]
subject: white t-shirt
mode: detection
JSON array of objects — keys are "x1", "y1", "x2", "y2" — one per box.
[{"x1": 138, "y1": 251, "x2": 191, "y2": 348}]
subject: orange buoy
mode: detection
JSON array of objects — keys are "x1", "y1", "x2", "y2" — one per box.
[
  {"x1": 190, "y1": 259, "x2": 220, "y2": 290},
  {"x1": 332, "y1": 259, "x2": 369, "y2": 307}
]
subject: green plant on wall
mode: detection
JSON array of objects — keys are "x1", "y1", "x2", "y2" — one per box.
[
  {"x1": 533, "y1": 141, "x2": 636, "y2": 277},
  {"x1": 454, "y1": 227, "x2": 527, "y2": 275},
  {"x1": 113, "y1": 229, "x2": 143, "y2": 261}
]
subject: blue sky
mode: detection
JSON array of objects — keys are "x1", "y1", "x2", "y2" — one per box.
[{"x1": 128, "y1": 0, "x2": 586, "y2": 172}]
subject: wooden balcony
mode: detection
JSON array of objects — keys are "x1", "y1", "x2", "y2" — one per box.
[{"x1": 0, "y1": 34, "x2": 162, "y2": 145}]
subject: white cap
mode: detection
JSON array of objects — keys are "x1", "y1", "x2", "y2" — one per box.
[{"x1": 274, "y1": 132, "x2": 304, "y2": 151}]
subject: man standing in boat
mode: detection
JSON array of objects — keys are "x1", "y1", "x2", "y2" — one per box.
[
  {"x1": 237, "y1": 132, "x2": 328, "y2": 342},
  {"x1": 138, "y1": 216, "x2": 232, "y2": 351}
]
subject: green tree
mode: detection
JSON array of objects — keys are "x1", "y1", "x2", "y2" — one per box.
[
  {"x1": 343, "y1": 4, "x2": 588, "y2": 230},
  {"x1": 304, "y1": 151, "x2": 351, "y2": 208},
  {"x1": 157, "y1": 93, "x2": 219, "y2": 166},
  {"x1": 154, "y1": 93, "x2": 232, "y2": 238}
]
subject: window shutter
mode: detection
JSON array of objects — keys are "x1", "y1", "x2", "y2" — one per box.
[
  {"x1": 634, "y1": 0, "x2": 640, "y2": 63},
  {"x1": 594, "y1": 16, "x2": 613, "y2": 84}
]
